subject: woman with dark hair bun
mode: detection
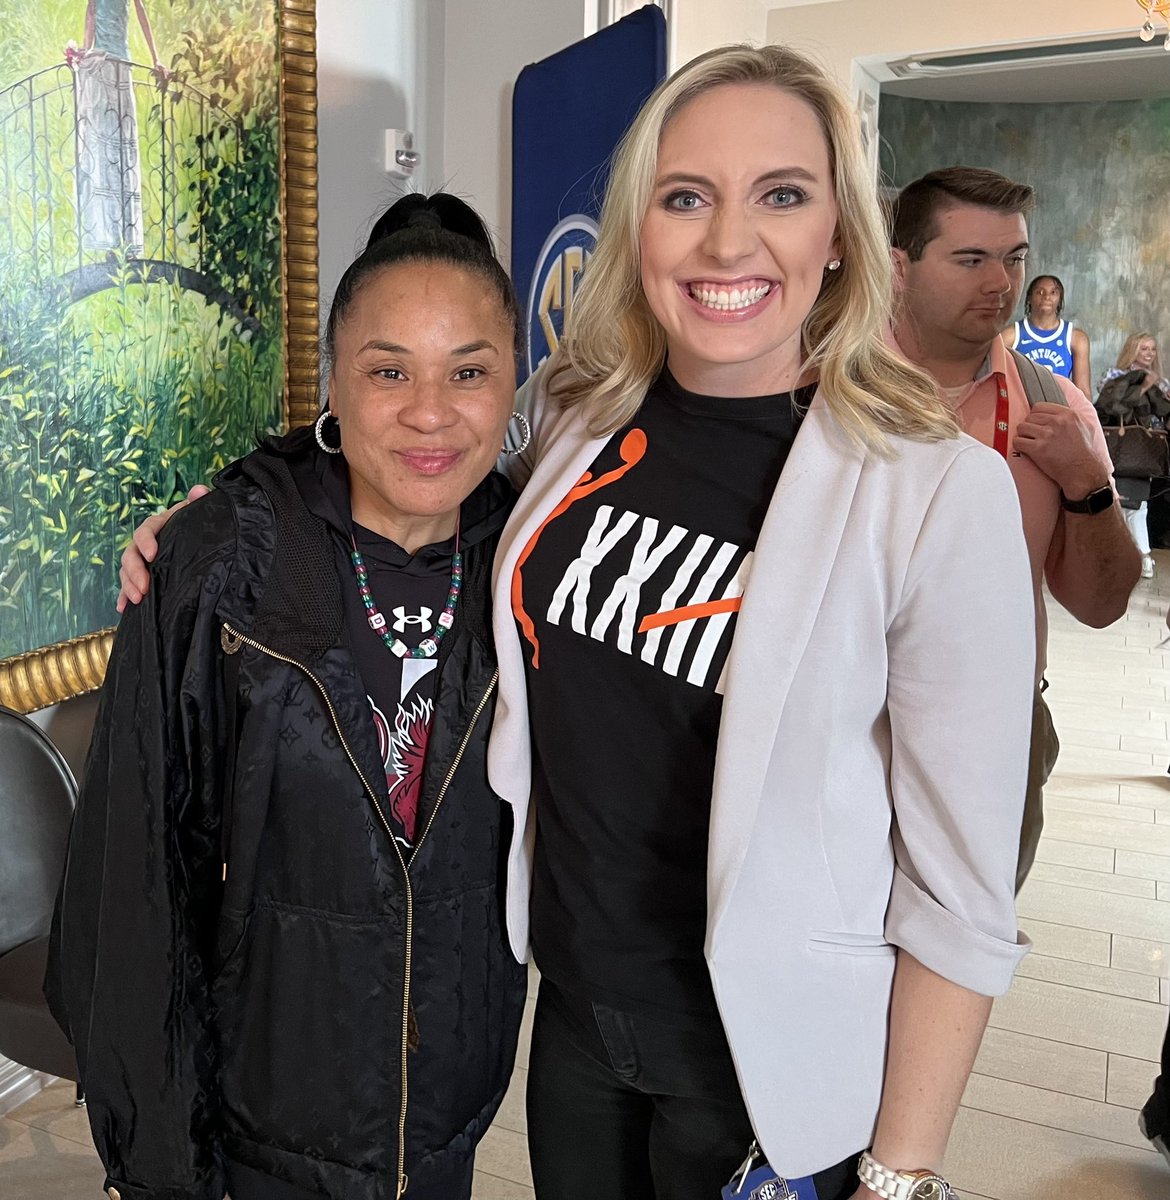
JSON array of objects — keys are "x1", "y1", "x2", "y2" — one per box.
[{"x1": 48, "y1": 193, "x2": 528, "y2": 1200}]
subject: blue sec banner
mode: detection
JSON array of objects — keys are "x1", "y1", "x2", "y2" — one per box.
[{"x1": 511, "y1": 5, "x2": 667, "y2": 382}]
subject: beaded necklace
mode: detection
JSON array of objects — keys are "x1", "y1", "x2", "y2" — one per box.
[{"x1": 349, "y1": 520, "x2": 462, "y2": 659}]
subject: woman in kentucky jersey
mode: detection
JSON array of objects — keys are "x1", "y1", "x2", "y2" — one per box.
[
  {"x1": 1003, "y1": 274, "x2": 1093, "y2": 397},
  {"x1": 118, "y1": 44, "x2": 1034, "y2": 1200}
]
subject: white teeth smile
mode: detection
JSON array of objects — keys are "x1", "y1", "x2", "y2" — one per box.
[{"x1": 688, "y1": 283, "x2": 772, "y2": 312}]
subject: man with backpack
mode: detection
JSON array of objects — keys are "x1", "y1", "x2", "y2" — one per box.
[{"x1": 889, "y1": 167, "x2": 1140, "y2": 890}]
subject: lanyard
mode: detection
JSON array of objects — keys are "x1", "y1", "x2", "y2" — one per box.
[{"x1": 992, "y1": 371, "x2": 1010, "y2": 459}]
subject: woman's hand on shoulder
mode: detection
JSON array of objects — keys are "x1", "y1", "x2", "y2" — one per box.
[{"x1": 117, "y1": 486, "x2": 212, "y2": 611}]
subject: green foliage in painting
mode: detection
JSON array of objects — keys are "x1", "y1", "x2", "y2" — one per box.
[
  {"x1": 0, "y1": 0, "x2": 285, "y2": 659},
  {"x1": 172, "y1": 1, "x2": 283, "y2": 342}
]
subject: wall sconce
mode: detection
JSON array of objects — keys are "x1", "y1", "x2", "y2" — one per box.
[{"x1": 384, "y1": 130, "x2": 419, "y2": 179}]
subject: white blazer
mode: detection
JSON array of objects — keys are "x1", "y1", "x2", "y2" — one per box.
[{"x1": 488, "y1": 371, "x2": 1034, "y2": 1175}]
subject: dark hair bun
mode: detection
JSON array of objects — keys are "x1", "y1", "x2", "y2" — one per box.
[
  {"x1": 365, "y1": 192, "x2": 495, "y2": 255},
  {"x1": 326, "y1": 190, "x2": 519, "y2": 367}
]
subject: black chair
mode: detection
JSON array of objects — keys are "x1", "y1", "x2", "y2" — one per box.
[{"x1": 0, "y1": 704, "x2": 82, "y2": 1095}]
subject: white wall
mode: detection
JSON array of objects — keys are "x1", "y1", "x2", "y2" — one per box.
[
  {"x1": 316, "y1": 0, "x2": 445, "y2": 316},
  {"x1": 765, "y1": 0, "x2": 1133, "y2": 89},
  {"x1": 672, "y1": 0, "x2": 768, "y2": 68},
  {"x1": 441, "y1": 0, "x2": 586, "y2": 266}
]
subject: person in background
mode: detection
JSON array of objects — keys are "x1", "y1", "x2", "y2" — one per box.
[
  {"x1": 889, "y1": 167, "x2": 1140, "y2": 892},
  {"x1": 48, "y1": 193, "x2": 528, "y2": 1200},
  {"x1": 1002, "y1": 274, "x2": 1092, "y2": 397},
  {"x1": 1097, "y1": 332, "x2": 1170, "y2": 579},
  {"x1": 116, "y1": 46, "x2": 1037, "y2": 1200}
]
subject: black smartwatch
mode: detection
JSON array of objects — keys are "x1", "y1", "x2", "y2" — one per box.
[{"x1": 1060, "y1": 484, "x2": 1114, "y2": 514}]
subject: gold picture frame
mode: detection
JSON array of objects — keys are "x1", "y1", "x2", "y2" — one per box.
[{"x1": 0, "y1": 0, "x2": 319, "y2": 714}]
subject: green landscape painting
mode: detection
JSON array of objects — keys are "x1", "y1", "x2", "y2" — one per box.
[{"x1": 0, "y1": 0, "x2": 285, "y2": 662}]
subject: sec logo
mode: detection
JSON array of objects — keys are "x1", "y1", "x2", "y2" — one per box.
[{"x1": 525, "y1": 214, "x2": 599, "y2": 375}]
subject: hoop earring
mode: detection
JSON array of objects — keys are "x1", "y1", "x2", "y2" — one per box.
[
  {"x1": 501, "y1": 411, "x2": 531, "y2": 456},
  {"x1": 315, "y1": 408, "x2": 342, "y2": 454}
]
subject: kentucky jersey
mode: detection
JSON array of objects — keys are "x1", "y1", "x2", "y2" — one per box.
[{"x1": 1014, "y1": 318, "x2": 1074, "y2": 379}]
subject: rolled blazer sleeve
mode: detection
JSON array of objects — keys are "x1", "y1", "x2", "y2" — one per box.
[{"x1": 883, "y1": 442, "x2": 1034, "y2": 995}]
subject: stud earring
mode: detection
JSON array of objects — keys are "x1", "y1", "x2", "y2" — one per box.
[{"x1": 826, "y1": 259, "x2": 842, "y2": 271}]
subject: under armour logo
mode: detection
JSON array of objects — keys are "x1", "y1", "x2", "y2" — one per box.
[{"x1": 392, "y1": 606, "x2": 433, "y2": 633}]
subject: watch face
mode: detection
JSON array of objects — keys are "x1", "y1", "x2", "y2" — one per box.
[
  {"x1": 908, "y1": 1180, "x2": 949, "y2": 1200},
  {"x1": 1087, "y1": 486, "x2": 1114, "y2": 513}
]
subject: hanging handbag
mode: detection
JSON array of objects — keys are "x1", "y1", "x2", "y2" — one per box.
[
  {"x1": 1096, "y1": 369, "x2": 1170, "y2": 426},
  {"x1": 1102, "y1": 420, "x2": 1170, "y2": 480},
  {"x1": 1097, "y1": 370, "x2": 1151, "y2": 421}
]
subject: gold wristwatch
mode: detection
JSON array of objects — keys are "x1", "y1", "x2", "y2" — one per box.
[{"x1": 857, "y1": 1151, "x2": 956, "y2": 1200}]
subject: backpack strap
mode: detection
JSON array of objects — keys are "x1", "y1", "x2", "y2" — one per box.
[{"x1": 1009, "y1": 347, "x2": 1069, "y2": 409}]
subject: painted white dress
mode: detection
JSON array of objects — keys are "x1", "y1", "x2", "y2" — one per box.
[{"x1": 75, "y1": 1, "x2": 144, "y2": 255}]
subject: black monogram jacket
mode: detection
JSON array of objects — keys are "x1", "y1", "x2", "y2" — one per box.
[{"x1": 47, "y1": 428, "x2": 526, "y2": 1200}]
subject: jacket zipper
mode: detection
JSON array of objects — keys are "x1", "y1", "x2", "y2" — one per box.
[
  {"x1": 396, "y1": 666, "x2": 497, "y2": 1197},
  {"x1": 220, "y1": 623, "x2": 497, "y2": 1198}
]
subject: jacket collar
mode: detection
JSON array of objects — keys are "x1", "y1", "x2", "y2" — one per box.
[
  {"x1": 212, "y1": 428, "x2": 345, "y2": 665},
  {"x1": 215, "y1": 426, "x2": 512, "y2": 663}
]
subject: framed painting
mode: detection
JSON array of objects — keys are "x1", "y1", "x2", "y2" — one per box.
[{"x1": 0, "y1": 0, "x2": 319, "y2": 712}]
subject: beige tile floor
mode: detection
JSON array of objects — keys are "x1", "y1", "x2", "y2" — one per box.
[{"x1": 6, "y1": 563, "x2": 1170, "y2": 1199}]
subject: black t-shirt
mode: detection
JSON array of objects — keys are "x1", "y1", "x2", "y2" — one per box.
[{"x1": 516, "y1": 370, "x2": 812, "y2": 1022}]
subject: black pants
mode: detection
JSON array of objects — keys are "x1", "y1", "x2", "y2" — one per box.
[{"x1": 526, "y1": 980, "x2": 861, "y2": 1200}]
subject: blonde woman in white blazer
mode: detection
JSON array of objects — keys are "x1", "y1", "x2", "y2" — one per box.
[
  {"x1": 490, "y1": 46, "x2": 1033, "y2": 1200},
  {"x1": 118, "y1": 44, "x2": 1034, "y2": 1200}
]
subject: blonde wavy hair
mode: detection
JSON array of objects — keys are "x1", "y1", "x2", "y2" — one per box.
[
  {"x1": 548, "y1": 44, "x2": 956, "y2": 450},
  {"x1": 1116, "y1": 332, "x2": 1161, "y2": 377}
]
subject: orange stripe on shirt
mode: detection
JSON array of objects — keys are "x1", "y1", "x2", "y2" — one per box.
[
  {"x1": 637, "y1": 597, "x2": 742, "y2": 634},
  {"x1": 511, "y1": 427, "x2": 648, "y2": 669}
]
